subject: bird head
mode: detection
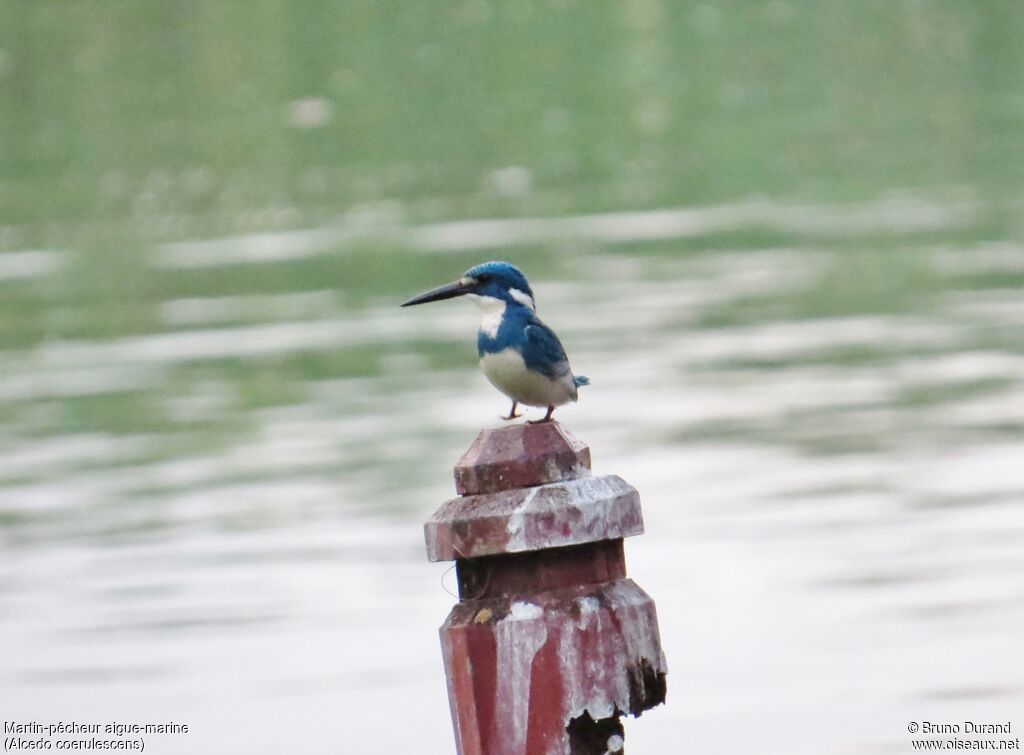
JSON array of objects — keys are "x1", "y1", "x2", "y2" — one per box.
[{"x1": 401, "y1": 261, "x2": 535, "y2": 311}]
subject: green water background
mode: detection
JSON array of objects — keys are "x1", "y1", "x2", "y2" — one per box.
[
  {"x1": 2, "y1": 3, "x2": 1023, "y2": 752},
  {"x1": 2, "y1": 1, "x2": 1022, "y2": 471}
]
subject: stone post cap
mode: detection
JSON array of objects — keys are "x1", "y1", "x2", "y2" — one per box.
[
  {"x1": 425, "y1": 474, "x2": 644, "y2": 562},
  {"x1": 426, "y1": 423, "x2": 645, "y2": 562},
  {"x1": 453, "y1": 422, "x2": 591, "y2": 496}
]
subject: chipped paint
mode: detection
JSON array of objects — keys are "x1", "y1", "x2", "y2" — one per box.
[
  {"x1": 426, "y1": 475, "x2": 643, "y2": 561},
  {"x1": 442, "y1": 581, "x2": 665, "y2": 754},
  {"x1": 429, "y1": 422, "x2": 665, "y2": 754},
  {"x1": 508, "y1": 601, "x2": 543, "y2": 621},
  {"x1": 495, "y1": 605, "x2": 547, "y2": 752},
  {"x1": 503, "y1": 486, "x2": 537, "y2": 553}
]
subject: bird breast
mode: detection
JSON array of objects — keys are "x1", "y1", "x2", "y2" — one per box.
[{"x1": 479, "y1": 348, "x2": 578, "y2": 408}]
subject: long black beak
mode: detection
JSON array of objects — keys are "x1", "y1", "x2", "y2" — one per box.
[{"x1": 401, "y1": 279, "x2": 475, "y2": 307}]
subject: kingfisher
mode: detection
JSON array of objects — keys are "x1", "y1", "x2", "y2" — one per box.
[{"x1": 401, "y1": 261, "x2": 589, "y2": 422}]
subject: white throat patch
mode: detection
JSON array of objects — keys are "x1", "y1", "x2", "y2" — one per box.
[{"x1": 466, "y1": 293, "x2": 506, "y2": 338}]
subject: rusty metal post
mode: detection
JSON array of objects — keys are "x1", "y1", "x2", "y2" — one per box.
[{"x1": 424, "y1": 422, "x2": 667, "y2": 755}]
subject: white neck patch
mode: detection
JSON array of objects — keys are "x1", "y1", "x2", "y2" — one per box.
[
  {"x1": 465, "y1": 293, "x2": 506, "y2": 338},
  {"x1": 508, "y1": 287, "x2": 535, "y2": 311}
]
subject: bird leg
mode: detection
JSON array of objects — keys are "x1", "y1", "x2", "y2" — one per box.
[
  {"x1": 502, "y1": 401, "x2": 521, "y2": 421},
  {"x1": 528, "y1": 405, "x2": 555, "y2": 424}
]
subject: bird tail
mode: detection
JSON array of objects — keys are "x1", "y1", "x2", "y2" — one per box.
[{"x1": 574, "y1": 375, "x2": 590, "y2": 388}]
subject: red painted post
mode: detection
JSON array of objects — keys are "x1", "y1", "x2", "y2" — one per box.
[{"x1": 425, "y1": 422, "x2": 667, "y2": 755}]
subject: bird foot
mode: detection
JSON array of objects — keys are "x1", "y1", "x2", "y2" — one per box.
[
  {"x1": 527, "y1": 406, "x2": 555, "y2": 424},
  {"x1": 502, "y1": 412, "x2": 522, "y2": 421}
]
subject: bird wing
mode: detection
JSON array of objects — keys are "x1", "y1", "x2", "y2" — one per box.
[{"x1": 521, "y1": 318, "x2": 572, "y2": 379}]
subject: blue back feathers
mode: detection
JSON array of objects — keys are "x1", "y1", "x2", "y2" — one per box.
[{"x1": 520, "y1": 318, "x2": 570, "y2": 378}]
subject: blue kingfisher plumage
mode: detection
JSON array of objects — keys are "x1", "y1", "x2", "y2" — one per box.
[{"x1": 401, "y1": 261, "x2": 589, "y2": 422}]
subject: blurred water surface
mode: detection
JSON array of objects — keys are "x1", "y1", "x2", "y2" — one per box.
[{"x1": 2, "y1": 2, "x2": 1024, "y2": 753}]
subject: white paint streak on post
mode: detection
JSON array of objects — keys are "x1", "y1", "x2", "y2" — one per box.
[
  {"x1": 427, "y1": 423, "x2": 666, "y2": 754},
  {"x1": 496, "y1": 603, "x2": 547, "y2": 753},
  {"x1": 504, "y1": 487, "x2": 539, "y2": 552}
]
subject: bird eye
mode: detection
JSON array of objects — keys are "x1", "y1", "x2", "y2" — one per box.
[{"x1": 477, "y1": 273, "x2": 492, "y2": 283}]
